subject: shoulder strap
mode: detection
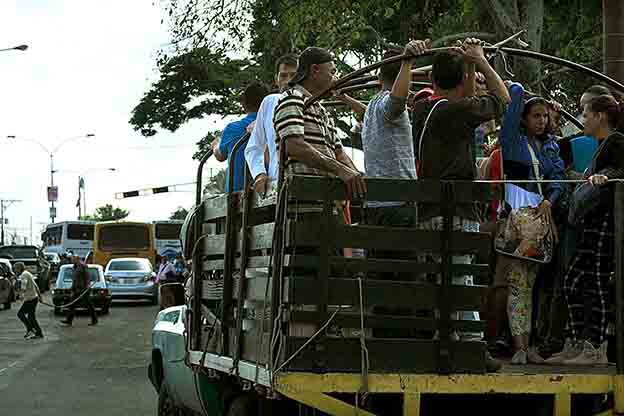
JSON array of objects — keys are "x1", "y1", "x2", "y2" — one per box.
[
  {"x1": 418, "y1": 99, "x2": 448, "y2": 173},
  {"x1": 526, "y1": 141, "x2": 543, "y2": 196}
]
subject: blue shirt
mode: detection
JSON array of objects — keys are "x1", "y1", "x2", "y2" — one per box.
[
  {"x1": 570, "y1": 136, "x2": 598, "y2": 173},
  {"x1": 500, "y1": 83, "x2": 565, "y2": 204},
  {"x1": 219, "y1": 113, "x2": 257, "y2": 192}
]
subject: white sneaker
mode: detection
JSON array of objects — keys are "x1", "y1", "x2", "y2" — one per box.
[
  {"x1": 545, "y1": 339, "x2": 582, "y2": 364},
  {"x1": 511, "y1": 349, "x2": 527, "y2": 365},
  {"x1": 563, "y1": 341, "x2": 606, "y2": 366},
  {"x1": 527, "y1": 347, "x2": 546, "y2": 364}
]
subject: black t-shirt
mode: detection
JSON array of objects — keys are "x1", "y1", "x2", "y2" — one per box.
[{"x1": 412, "y1": 94, "x2": 505, "y2": 220}]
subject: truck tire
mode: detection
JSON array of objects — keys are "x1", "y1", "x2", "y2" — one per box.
[
  {"x1": 227, "y1": 395, "x2": 255, "y2": 416},
  {"x1": 158, "y1": 385, "x2": 188, "y2": 416}
]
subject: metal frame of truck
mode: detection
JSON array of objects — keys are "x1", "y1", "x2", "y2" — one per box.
[{"x1": 182, "y1": 48, "x2": 624, "y2": 416}]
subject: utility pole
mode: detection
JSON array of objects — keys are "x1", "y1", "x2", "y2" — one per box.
[
  {"x1": 0, "y1": 199, "x2": 21, "y2": 246},
  {"x1": 604, "y1": 0, "x2": 624, "y2": 83}
]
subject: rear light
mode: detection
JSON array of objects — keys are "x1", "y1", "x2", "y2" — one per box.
[{"x1": 100, "y1": 289, "x2": 109, "y2": 296}]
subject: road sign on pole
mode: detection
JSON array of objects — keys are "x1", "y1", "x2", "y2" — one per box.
[
  {"x1": 47, "y1": 186, "x2": 58, "y2": 202},
  {"x1": 49, "y1": 206, "x2": 57, "y2": 219}
]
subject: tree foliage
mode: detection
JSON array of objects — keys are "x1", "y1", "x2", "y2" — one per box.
[
  {"x1": 81, "y1": 204, "x2": 130, "y2": 222},
  {"x1": 204, "y1": 169, "x2": 227, "y2": 195},
  {"x1": 170, "y1": 207, "x2": 189, "y2": 220},
  {"x1": 132, "y1": 0, "x2": 603, "y2": 139}
]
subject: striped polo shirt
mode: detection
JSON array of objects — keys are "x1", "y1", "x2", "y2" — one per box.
[{"x1": 273, "y1": 84, "x2": 342, "y2": 177}]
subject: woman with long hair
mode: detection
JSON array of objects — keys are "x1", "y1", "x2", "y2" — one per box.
[
  {"x1": 498, "y1": 82, "x2": 566, "y2": 364},
  {"x1": 549, "y1": 95, "x2": 624, "y2": 365}
]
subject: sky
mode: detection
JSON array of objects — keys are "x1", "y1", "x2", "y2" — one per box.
[{"x1": 0, "y1": 0, "x2": 232, "y2": 244}]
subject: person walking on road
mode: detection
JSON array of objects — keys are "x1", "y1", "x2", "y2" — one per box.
[
  {"x1": 61, "y1": 255, "x2": 97, "y2": 326},
  {"x1": 15, "y1": 262, "x2": 44, "y2": 339}
]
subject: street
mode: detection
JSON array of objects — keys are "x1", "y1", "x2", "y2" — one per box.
[{"x1": 0, "y1": 292, "x2": 158, "y2": 415}]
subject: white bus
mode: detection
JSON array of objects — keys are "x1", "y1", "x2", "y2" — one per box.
[
  {"x1": 153, "y1": 220, "x2": 183, "y2": 260},
  {"x1": 42, "y1": 221, "x2": 95, "y2": 259}
]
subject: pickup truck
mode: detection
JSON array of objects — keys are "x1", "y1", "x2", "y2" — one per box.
[{"x1": 0, "y1": 245, "x2": 51, "y2": 292}]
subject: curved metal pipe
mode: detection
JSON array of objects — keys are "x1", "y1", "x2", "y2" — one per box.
[
  {"x1": 196, "y1": 148, "x2": 214, "y2": 206},
  {"x1": 227, "y1": 132, "x2": 252, "y2": 195},
  {"x1": 305, "y1": 47, "x2": 624, "y2": 109}
]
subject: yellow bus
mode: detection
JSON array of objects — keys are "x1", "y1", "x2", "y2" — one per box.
[{"x1": 93, "y1": 221, "x2": 156, "y2": 268}]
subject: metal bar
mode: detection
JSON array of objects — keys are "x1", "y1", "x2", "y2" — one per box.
[
  {"x1": 276, "y1": 390, "x2": 378, "y2": 416},
  {"x1": 221, "y1": 132, "x2": 252, "y2": 356},
  {"x1": 233, "y1": 162, "x2": 254, "y2": 367},
  {"x1": 192, "y1": 148, "x2": 213, "y2": 351},
  {"x1": 553, "y1": 392, "x2": 571, "y2": 416},
  {"x1": 437, "y1": 182, "x2": 454, "y2": 374},
  {"x1": 305, "y1": 47, "x2": 624, "y2": 110},
  {"x1": 615, "y1": 183, "x2": 624, "y2": 374},
  {"x1": 403, "y1": 393, "x2": 421, "y2": 416}
]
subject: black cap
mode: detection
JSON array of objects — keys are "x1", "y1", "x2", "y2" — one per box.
[{"x1": 289, "y1": 47, "x2": 334, "y2": 86}]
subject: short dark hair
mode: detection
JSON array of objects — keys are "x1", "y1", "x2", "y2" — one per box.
[
  {"x1": 275, "y1": 54, "x2": 298, "y2": 75},
  {"x1": 432, "y1": 51, "x2": 465, "y2": 90},
  {"x1": 585, "y1": 85, "x2": 611, "y2": 97},
  {"x1": 241, "y1": 81, "x2": 270, "y2": 112},
  {"x1": 587, "y1": 94, "x2": 622, "y2": 130},
  {"x1": 379, "y1": 49, "x2": 402, "y2": 84}
]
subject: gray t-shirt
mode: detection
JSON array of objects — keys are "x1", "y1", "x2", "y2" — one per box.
[{"x1": 362, "y1": 90, "x2": 416, "y2": 207}]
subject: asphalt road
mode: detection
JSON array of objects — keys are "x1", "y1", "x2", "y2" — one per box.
[{"x1": 0, "y1": 292, "x2": 159, "y2": 416}]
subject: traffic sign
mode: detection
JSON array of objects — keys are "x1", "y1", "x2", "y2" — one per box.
[{"x1": 47, "y1": 186, "x2": 58, "y2": 202}]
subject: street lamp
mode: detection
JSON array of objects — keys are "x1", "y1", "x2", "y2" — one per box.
[
  {"x1": 0, "y1": 44, "x2": 28, "y2": 53},
  {"x1": 5, "y1": 133, "x2": 96, "y2": 223}
]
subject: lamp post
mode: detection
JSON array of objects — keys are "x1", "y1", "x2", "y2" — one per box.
[
  {"x1": 6, "y1": 134, "x2": 96, "y2": 223},
  {"x1": 0, "y1": 44, "x2": 28, "y2": 53}
]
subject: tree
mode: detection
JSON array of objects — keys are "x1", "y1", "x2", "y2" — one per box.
[
  {"x1": 204, "y1": 169, "x2": 227, "y2": 195},
  {"x1": 81, "y1": 204, "x2": 129, "y2": 222},
  {"x1": 134, "y1": 0, "x2": 603, "y2": 140},
  {"x1": 170, "y1": 207, "x2": 189, "y2": 220}
]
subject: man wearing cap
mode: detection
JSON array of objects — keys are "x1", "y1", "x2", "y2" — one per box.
[
  {"x1": 273, "y1": 47, "x2": 365, "y2": 197},
  {"x1": 244, "y1": 54, "x2": 299, "y2": 196}
]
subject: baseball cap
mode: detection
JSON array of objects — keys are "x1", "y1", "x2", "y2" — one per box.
[{"x1": 289, "y1": 47, "x2": 334, "y2": 86}]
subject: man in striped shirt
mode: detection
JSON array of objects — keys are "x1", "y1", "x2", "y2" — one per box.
[{"x1": 273, "y1": 47, "x2": 366, "y2": 198}]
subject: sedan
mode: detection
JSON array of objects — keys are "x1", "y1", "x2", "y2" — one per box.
[
  {"x1": 52, "y1": 264, "x2": 112, "y2": 315},
  {"x1": 104, "y1": 258, "x2": 158, "y2": 304}
]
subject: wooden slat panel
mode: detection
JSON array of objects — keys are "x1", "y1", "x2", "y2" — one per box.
[
  {"x1": 329, "y1": 257, "x2": 490, "y2": 277},
  {"x1": 202, "y1": 194, "x2": 230, "y2": 221},
  {"x1": 287, "y1": 310, "x2": 486, "y2": 333},
  {"x1": 286, "y1": 175, "x2": 491, "y2": 204},
  {"x1": 285, "y1": 277, "x2": 486, "y2": 310},
  {"x1": 288, "y1": 222, "x2": 491, "y2": 256},
  {"x1": 202, "y1": 234, "x2": 226, "y2": 256},
  {"x1": 281, "y1": 337, "x2": 486, "y2": 373}
]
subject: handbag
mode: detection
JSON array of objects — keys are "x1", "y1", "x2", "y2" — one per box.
[{"x1": 495, "y1": 141, "x2": 554, "y2": 263}]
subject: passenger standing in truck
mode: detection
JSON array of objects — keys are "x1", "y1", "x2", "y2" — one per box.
[
  {"x1": 273, "y1": 47, "x2": 364, "y2": 195},
  {"x1": 412, "y1": 38, "x2": 509, "y2": 342},
  {"x1": 212, "y1": 82, "x2": 270, "y2": 192},
  {"x1": 244, "y1": 54, "x2": 299, "y2": 196}
]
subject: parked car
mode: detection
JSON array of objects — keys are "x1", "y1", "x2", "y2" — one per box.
[
  {"x1": 104, "y1": 258, "x2": 158, "y2": 304},
  {"x1": 150, "y1": 305, "x2": 222, "y2": 415},
  {"x1": 52, "y1": 264, "x2": 111, "y2": 315},
  {"x1": 44, "y1": 252, "x2": 61, "y2": 277},
  {"x1": 0, "y1": 245, "x2": 51, "y2": 292},
  {"x1": 0, "y1": 259, "x2": 16, "y2": 310}
]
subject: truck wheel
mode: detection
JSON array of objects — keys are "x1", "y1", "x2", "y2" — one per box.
[
  {"x1": 227, "y1": 395, "x2": 255, "y2": 416},
  {"x1": 158, "y1": 385, "x2": 182, "y2": 416}
]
